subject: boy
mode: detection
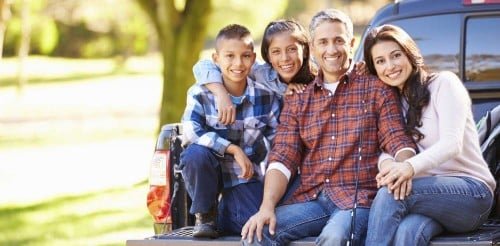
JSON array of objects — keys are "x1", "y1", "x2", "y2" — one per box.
[{"x1": 180, "y1": 24, "x2": 280, "y2": 238}]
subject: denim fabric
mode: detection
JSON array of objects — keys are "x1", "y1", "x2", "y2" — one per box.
[
  {"x1": 316, "y1": 207, "x2": 369, "y2": 246},
  {"x1": 218, "y1": 181, "x2": 263, "y2": 235},
  {"x1": 242, "y1": 191, "x2": 369, "y2": 246},
  {"x1": 366, "y1": 176, "x2": 493, "y2": 246},
  {"x1": 180, "y1": 144, "x2": 264, "y2": 234},
  {"x1": 393, "y1": 214, "x2": 443, "y2": 246}
]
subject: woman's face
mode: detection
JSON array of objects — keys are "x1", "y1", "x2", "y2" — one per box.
[
  {"x1": 267, "y1": 32, "x2": 304, "y2": 83},
  {"x1": 370, "y1": 40, "x2": 412, "y2": 91}
]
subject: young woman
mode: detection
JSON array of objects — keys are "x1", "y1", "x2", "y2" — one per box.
[
  {"x1": 363, "y1": 24, "x2": 496, "y2": 246},
  {"x1": 193, "y1": 19, "x2": 316, "y2": 124}
]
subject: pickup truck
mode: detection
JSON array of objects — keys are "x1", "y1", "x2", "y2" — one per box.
[{"x1": 128, "y1": 0, "x2": 500, "y2": 245}]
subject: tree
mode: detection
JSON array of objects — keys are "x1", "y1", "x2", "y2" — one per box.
[
  {"x1": 136, "y1": 0, "x2": 212, "y2": 129},
  {"x1": 0, "y1": 0, "x2": 11, "y2": 58}
]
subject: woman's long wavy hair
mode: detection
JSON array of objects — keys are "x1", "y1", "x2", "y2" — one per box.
[
  {"x1": 364, "y1": 24, "x2": 435, "y2": 142},
  {"x1": 261, "y1": 19, "x2": 316, "y2": 85}
]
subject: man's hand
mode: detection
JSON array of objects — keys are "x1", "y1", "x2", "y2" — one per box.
[
  {"x1": 227, "y1": 145, "x2": 253, "y2": 179},
  {"x1": 285, "y1": 83, "x2": 306, "y2": 95},
  {"x1": 241, "y1": 207, "x2": 276, "y2": 243}
]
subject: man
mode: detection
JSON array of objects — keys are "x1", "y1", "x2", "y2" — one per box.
[
  {"x1": 180, "y1": 24, "x2": 280, "y2": 238},
  {"x1": 241, "y1": 9, "x2": 416, "y2": 246}
]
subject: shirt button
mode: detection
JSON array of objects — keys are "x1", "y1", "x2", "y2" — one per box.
[
  {"x1": 331, "y1": 135, "x2": 335, "y2": 140},
  {"x1": 328, "y1": 157, "x2": 332, "y2": 161},
  {"x1": 313, "y1": 194, "x2": 317, "y2": 198},
  {"x1": 325, "y1": 179, "x2": 330, "y2": 183},
  {"x1": 331, "y1": 113, "x2": 335, "y2": 117},
  {"x1": 328, "y1": 93, "x2": 333, "y2": 97}
]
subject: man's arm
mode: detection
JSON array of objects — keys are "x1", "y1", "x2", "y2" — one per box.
[{"x1": 241, "y1": 169, "x2": 288, "y2": 243}]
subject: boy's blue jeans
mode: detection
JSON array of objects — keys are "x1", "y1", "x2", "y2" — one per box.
[
  {"x1": 243, "y1": 191, "x2": 370, "y2": 246},
  {"x1": 179, "y1": 144, "x2": 263, "y2": 235},
  {"x1": 365, "y1": 176, "x2": 493, "y2": 246}
]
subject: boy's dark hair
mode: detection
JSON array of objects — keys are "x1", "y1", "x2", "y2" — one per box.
[{"x1": 215, "y1": 24, "x2": 253, "y2": 50}]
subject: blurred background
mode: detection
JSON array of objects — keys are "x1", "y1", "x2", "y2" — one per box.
[{"x1": 0, "y1": 0, "x2": 391, "y2": 245}]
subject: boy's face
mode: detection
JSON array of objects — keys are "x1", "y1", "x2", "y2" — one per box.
[{"x1": 212, "y1": 38, "x2": 256, "y2": 85}]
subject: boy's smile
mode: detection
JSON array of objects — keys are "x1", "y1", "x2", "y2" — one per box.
[{"x1": 213, "y1": 38, "x2": 256, "y2": 95}]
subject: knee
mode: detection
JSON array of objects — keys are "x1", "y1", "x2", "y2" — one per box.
[
  {"x1": 374, "y1": 187, "x2": 393, "y2": 202},
  {"x1": 180, "y1": 144, "x2": 214, "y2": 170}
]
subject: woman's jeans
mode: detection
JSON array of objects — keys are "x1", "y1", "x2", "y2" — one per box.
[
  {"x1": 180, "y1": 144, "x2": 263, "y2": 235},
  {"x1": 243, "y1": 191, "x2": 370, "y2": 246},
  {"x1": 366, "y1": 176, "x2": 493, "y2": 246}
]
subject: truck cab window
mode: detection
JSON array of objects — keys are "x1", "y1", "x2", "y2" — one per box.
[{"x1": 465, "y1": 16, "x2": 500, "y2": 82}]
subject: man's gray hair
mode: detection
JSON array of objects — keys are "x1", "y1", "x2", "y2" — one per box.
[{"x1": 309, "y1": 9, "x2": 354, "y2": 40}]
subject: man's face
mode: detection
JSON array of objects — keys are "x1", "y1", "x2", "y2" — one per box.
[
  {"x1": 311, "y1": 21, "x2": 355, "y2": 82},
  {"x1": 213, "y1": 38, "x2": 256, "y2": 85}
]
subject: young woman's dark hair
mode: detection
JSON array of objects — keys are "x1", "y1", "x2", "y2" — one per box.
[
  {"x1": 261, "y1": 19, "x2": 315, "y2": 85},
  {"x1": 363, "y1": 24, "x2": 435, "y2": 142}
]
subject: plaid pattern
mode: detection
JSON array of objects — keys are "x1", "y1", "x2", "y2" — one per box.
[
  {"x1": 193, "y1": 59, "x2": 288, "y2": 103},
  {"x1": 269, "y1": 67, "x2": 416, "y2": 209},
  {"x1": 182, "y1": 78, "x2": 280, "y2": 188}
]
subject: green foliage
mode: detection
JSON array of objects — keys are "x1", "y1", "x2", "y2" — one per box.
[
  {"x1": 31, "y1": 17, "x2": 59, "y2": 55},
  {"x1": 207, "y1": 0, "x2": 288, "y2": 41},
  {"x1": 3, "y1": 15, "x2": 59, "y2": 56},
  {"x1": 0, "y1": 181, "x2": 151, "y2": 246},
  {"x1": 81, "y1": 36, "x2": 115, "y2": 58}
]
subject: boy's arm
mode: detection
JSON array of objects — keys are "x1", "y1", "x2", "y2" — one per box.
[
  {"x1": 182, "y1": 87, "x2": 231, "y2": 156},
  {"x1": 193, "y1": 59, "x2": 234, "y2": 124}
]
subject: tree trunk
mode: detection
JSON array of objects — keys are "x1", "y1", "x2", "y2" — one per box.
[
  {"x1": 136, "y1": 0, "x2": 212, "y2": 130},
  {"x1": 0, "y1": 0, "x2": 11, "y2": 59},
  {"x1": 17, "y1": 0, "x2": 30, "y2": 93}
]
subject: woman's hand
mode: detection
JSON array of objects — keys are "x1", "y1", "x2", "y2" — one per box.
[
  {"x1": 285, "y1": 83, "x2": 306, "y2": 95},
  {"x1": 376, "y1": 161, "x2": 415, "y2": 200}
]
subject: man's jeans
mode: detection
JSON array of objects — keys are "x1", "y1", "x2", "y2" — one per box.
[
  {"x1": 366, "y1": 176, "x2": 493, "y2": 246},
  {"x1": 180, "y1": 144, "x2": 263, "y2": 235},
  {"x1": 243, "y1": 191, "x2": 369, "y2": 246}
]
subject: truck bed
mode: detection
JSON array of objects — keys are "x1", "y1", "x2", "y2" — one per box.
[{"x1": 127, "y1": 220, "x2": 500, "y2": 246}]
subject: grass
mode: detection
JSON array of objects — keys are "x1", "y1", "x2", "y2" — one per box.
[
  {"x1": 0, "y1": 180, "x2": 153, "y2": 246},
  {"x1": 0, "y1": 55, "x2": 162, "y2": 245}
]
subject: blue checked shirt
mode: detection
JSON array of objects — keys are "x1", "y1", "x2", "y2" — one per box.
[
  {"x1": 182, "y1": 78, "x2": 280, "y2": 188},
  {"x1": 193, "y1": 59, "x2": 288, "y2": 104}
]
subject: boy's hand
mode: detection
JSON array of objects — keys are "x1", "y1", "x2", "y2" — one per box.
[
  {"x1": 215, "y1": 93, "x2": 235, "y2": 125},
  {"x1": 227, "y1": 144, "x2": 254, "y2": 179},
  {"x1": 285, "y1": 83, "x2": 306, "y2": 95}
]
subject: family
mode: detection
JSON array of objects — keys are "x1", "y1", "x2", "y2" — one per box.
[{"x1": 179, "y1": 8, "x2": 495, "y2": 246}]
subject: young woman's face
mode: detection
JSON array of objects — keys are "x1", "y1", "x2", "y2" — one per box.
[
  {"x1": 370, "y1": 40, "x2": 412, "y2": 90},
  {"x1": 267, "y1": 32, "x2": 304, "y2": 83}
]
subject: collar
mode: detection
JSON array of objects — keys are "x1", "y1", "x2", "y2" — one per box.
[{"x1": 313, "y1": 59, "x2": 355, "y2": 90}]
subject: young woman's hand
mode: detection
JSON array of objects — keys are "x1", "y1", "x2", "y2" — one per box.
[
  {"x1": 214, "y1": 92, "x2": 236, "y2": 125},
  {"x1": 355, "y1": 61, "x2": 369, "y2": 76},
  {"x1": 285, "y1": 83, "x2": 306, "y2": 95}
]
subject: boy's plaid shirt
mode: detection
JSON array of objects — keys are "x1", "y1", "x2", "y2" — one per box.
[{"x1": 182, "y1": 78, "x2": 280, "y2": 188}]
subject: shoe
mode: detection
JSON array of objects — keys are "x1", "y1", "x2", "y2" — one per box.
[{"x1": 192, "y1": 206, "x2": 218, "y2": 238}]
